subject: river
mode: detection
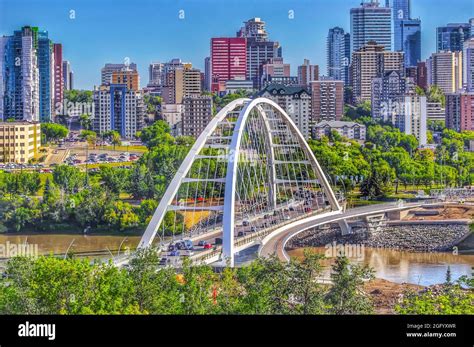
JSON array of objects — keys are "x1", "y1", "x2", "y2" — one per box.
[{"x1": 287, "y1": 247, "x2": 474, "y2": 286}]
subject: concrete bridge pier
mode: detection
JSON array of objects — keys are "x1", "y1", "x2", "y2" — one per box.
[{"x1": 338, "y1": 219, "x2": 352, "y2": 235}]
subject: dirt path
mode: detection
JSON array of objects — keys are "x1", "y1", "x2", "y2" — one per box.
[{"x1": 364, "y1": 278, "x2": 423, "y2": 314}]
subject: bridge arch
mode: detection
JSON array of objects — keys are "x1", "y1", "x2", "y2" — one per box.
[{"x1": 138, "y1": 97, "x2": 342, "y2": 266}]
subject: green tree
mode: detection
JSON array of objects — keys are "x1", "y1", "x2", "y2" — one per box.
[
  {"x1": 326, "y1": 256, "x2": 374, "y2": 314},
  {"x1": 41, "y1": 123, "x2": 69, "y2": 144}
]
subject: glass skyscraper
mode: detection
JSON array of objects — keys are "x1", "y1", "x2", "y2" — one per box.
[
  {"x1": 392, "y1": 0, "x2": 421, "y2": 67},
  {"x1": 400, "y1": 19, "x2": 421, "y2": 67},
  {"x1": 327, "y1": 27, "x2": 351, "y2": 85},
  {"x1": 37, "y1": 30, "x2": 52, "y2": 122},
  {"x1": 393, "y1": 0, "x2": 410, "y2": 51},
  {"x1": 437, "y1": 23, "x2": 471, "y2": 52},
  {"x1": 350, "y1": 1, "x2": 392, "y2": 53}
]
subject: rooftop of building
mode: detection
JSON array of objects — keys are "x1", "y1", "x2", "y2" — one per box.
[
  {"x1": 314, "y1": 120, "x2": 365, "y2": 128},
  {"x1": 0, "y1": 120, "x2": 40, "y2": 126},
  {"x1": 259, "y1": 84, "x2": 309, "y2": 96}
]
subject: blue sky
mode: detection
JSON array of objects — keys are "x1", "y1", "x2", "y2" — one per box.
[{"x1": 1, "y1": 0, "x2": 473, "y2": 90}]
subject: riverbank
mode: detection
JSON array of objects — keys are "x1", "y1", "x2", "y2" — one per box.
[
  {"x1": 365, "y1": 278, "x2": 422, "y2": 314},
  {"x1": 287, "y1": 222, "x2": 471, "y2": 252}
]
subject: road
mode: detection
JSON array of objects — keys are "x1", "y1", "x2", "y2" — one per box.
[{"x1": 258, "y1": 201, "x2": 423, "y2": 261}]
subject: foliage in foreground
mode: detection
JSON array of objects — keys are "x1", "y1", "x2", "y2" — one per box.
[
  {"x1": 395, "y1": 275, "x2": 474, "y2": 315},
  {"x1": 0, "y1": 250, "x2": 374, "y2": 315}
]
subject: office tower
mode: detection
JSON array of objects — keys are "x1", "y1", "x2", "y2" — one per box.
[
  {"x1": 0, "y1": 121, "x2": 41, "y2": 163},
  {"x1": 371, "y1": 71, "x2": 414, "y2": 122},
  {"x1": 148, "y1": 62, "x2": 164, "y2": 86},
  {"x1": 204, "y1": 57, "x2": 211, "y2": 91},
  {"x1": 445, "y1": 91, "x2": 474, "y2": 131},
  {"x1": 350, "y1": 0, "x2": 392, "y2": 53},
  {"x1": 393, "y1": 94, "x2": 427, "y2": 145},
  {"x1": 62, "y1": 60, "x2": 73, "y2": 91},
  {"x1": 258, "y1": 84, "x2": 312, "y2": 138},
  {"x1": 52, "y1": 44, "x2": 63, "y2": 114},
  {"x1": 93, "y1": 84, "x2": 144, "y2": 139},
  {"x1": 429, "y1": 51, "x2": 463, "y2": 94},
  {"x1": 112, "y1": 67, "x2": 140, "y2": 91},
  {"x1": 392, "y1": 0, "x2": 421, "y2": 67},
  {"x1": 350, "y1": 41, "x2": 405, "y2": 103},
  {"x1": 437, "y1": 23, "x2": 471, "y2": 52},
  {"x1": 182, "y1": 95, "x2": 213, "y2": 138},
  {"x1": 210, "y1": 37, "x2": 247, "y2": 92},
  {"x1": 237, "y1": 18, "x2": 281, "y2": 89},
  {"x1": 297, "y1": 59, "x2": 319, "y2": 86},
  {"x1": 261, "y1": 57, "x2": 290, "y2": 86},
  {"x1": 327, "y1": 27, "x2": 351, "y2": 84},
  {"x1": 393, "y1": 0, "x2": 410, "y2": 50},
  {"x1": 0, "y1": 27, "x2": 40, "y2": 122},
  {"x1": 463, "y1": 38, "x2": 474, "y2": 91},
  {"x1": 399, "y1": 19, "x2": 421, "y2": 67},
  {"x1": 101, "y1": 62, "x2": 137, "y2": 85},
  {"x1": 310, "y1": 80, "x2": 344, "y2": 125},
  {"x1": 416, "y1": 61, "x2": 428, "y2": 89}
]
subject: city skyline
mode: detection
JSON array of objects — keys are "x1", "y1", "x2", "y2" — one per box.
[{"x1": 1, "y1": 0, "x2": 473, "y2": 90}]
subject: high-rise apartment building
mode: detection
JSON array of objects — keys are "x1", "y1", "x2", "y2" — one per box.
[
  {"x1": 111, "y1": 68, "x2": 140, "y2": 91},
  {"x1": 429, "y1": 51, "x2": 463, "y2": 94},
  {"x1": 463, "y1": 38, "x2": 474, "y2": 92},
  {"x1": 101, "y1": 63, "x2": 137, "y2": 85},
  {"x1": 162, "y1": 66, "x2": 201, "y2": 104},
  {"x1": 259, "y1": 84, "x2": 312, "y2": 138},
  {"x1": 371, "y1": 71, "x2": 414, "y2": 122},
  {"x1": 445, "y1": 91, "x2": 474, "y2": 131},
  {"x1": 310, "y1": 80, "x2": 344, "y2": 125},
  {"x1": 182, "y1": 95, "x2": 213, "y2": 138},
  {"x1": 0, "y1": 26, "x2": 40, "y2": 122},
  {"x1": 204, "y1": 57, "x2": 211, "y2": 91},
  {"x1": 237, "y1": 18, "x2": 281, "y2": 89},
  {"x1": 0, "y1": 121, "x2": 41, "y2": 163},
  {"x1": 261, "y1": 58, "x2": 290, "y2": 87},
  {"x1": 62, "y1": 60, "x2": 73, "y2": 91},
  {"x1": 210, "y1": 37, "x2": 247, "y2": 92},
  {"x1": 327, "y1": 27, "x2": 351, "y2": 84},
  {"x1": 93, "y1": 84, "x2": 145, "y2": 139},
  {"x1": 437, "y1": 23, "x2": 471, "y2": 52},
  {"x1": 393, "y1": 94, "x2": 427, "y2": 145},
  {"x1": 350, "y1": 41, "x2": 405, "y2": 103},
  {"x1": 416, "y1": 61, "x2": 428, "y2": 89},
  {"x1": 297, "y1": 59, "x2": 319, "y2": 86},
  {"x1": 37, "y1": 30, "x2": 52, "y2": 122},
  {"x1": 52, "y1": 44, "x2": 63, "y2": 114},
  {"x1": 148, "y1": 62, "x2": 164, "y2": 87},
  {"x1": 350, "y1": 1, "x2": 392, "y2": 53}
]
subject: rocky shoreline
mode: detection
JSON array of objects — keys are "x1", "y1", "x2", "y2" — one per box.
[{"x1": 286, "y1": 223, "x2": 471, "y2": 252}]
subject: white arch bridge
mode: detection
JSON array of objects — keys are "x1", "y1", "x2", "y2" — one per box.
[{"x1": 131, "y1": 97, "x2": 353, "y2": 267}]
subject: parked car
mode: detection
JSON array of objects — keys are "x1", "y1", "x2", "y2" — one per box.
[
  {"x1": 169, "y1": 250, "x2": 179, "y2": 257},
  {"x1": 198, "y1": 240, "x2": 206, "y2": 246},
  {"x1": 237, "y1": 231, "x2": 245, "y2": 237},
  {"x1": 203, "y1": 242, "x2": 212, "y2": 249}
]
